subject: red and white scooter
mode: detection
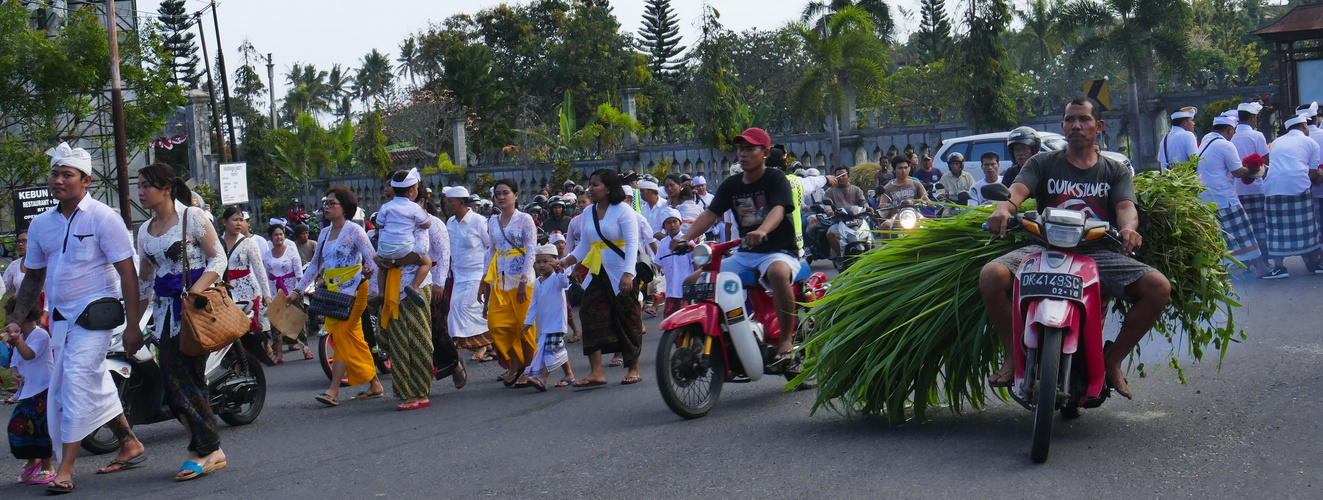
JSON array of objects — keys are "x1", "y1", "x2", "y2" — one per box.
[
  {"x1": 982, "y1": 183, "x2": 1121, "y2": 463},
  {"x1": 655, "y1": 238, "x2": 829, "y2": 419}
]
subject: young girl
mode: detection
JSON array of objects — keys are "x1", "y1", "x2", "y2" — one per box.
[
  {"x1": 4, "y1": 297, "x2": 54, "y2": 485},
  {"x1": 521, "y1": 245, "x2": 576, "y2": 391},
  {"x1": 656, "y1": 208, "x2": 693, "y2": 317}
]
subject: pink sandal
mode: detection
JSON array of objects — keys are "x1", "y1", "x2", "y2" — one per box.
[
  {"x1": 27, "y1": 470, "x2": 56, "y2": 485},
  {"x1": 16, "y1": 462, "x2": 39, "y2": 484}
]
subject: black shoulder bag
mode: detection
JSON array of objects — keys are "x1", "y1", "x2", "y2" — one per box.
[
  {"x1": 306, "y1": 231, "x2": 355, "y2": 321},
  {"x1": 591, "y1": 205, "x2": 653, "y2": 284}
]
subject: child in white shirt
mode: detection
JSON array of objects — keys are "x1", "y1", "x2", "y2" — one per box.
[
  {"x1": 547, "y1": 231, "x2": 581, "y2": 342},
  {"x1": 375, "y1": 168, "x2": 433, "y2": 307},
  {"x1": 521, "y1": 244, "x2": 576, "y2": 391},
  {"x1": 3, "y1": 297, "x2": 54, "y2": 485},
  {"x1": 656, "y1": 208, "x2": 694, "y2": 317}
]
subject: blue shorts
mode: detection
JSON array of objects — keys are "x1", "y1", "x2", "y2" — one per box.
[{"x1": 721, "y1": 251, "x2": 801, "y2": 289}]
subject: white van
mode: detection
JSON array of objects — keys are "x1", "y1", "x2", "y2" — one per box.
[{"x1": 933, "y1": 131, "x2": 1132, "y2": 174}]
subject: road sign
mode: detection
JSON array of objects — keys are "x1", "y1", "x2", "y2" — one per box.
[
  {"x1": 218, "y1": 162, "x2": 249, "y2": 205},
  {"x1": 12, "y1": 187, "x2": 57, "y2": 232},
  {"x1": 1084, "y1": 79, "x2": 1111, "y2": 111}
]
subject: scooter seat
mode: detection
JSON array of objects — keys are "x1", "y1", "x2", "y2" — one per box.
[{"x1": 737, "y1": 260, "x2": 813, "y2": 287}]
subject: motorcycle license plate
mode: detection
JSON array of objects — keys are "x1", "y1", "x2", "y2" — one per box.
[
  {"x1": 683, "y1": 282, "x2": 715, "y2": 300},
  {"x1": 1019, "y1": 272, "x2": 1083, "y2": 300}
]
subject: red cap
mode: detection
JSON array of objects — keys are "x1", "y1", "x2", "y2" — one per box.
[{"x1": 732, "y1": 128, "x2": 771, "y2": 149}]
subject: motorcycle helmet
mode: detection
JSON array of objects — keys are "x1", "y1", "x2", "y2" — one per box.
[
  {"x1": 549, "y1": 198, "x2": 566, "y2": 208},
  {"x1": 806, "y1": 168, "x2": 821, "y2": 177},
  {"x1": 533, "y1": 194, "x2": 548, "y2": 206},
  {"x1": 1006, "y1": 126, "x2": 1041, "y2": 153}
]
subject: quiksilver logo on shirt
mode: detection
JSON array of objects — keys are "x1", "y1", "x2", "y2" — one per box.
[{"x1": 1047, "y1": 179, "x2": 1110, "y2": 198}]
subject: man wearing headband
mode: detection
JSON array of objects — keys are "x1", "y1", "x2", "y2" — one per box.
[
  {"x1": 443, "y1": 186, "x2": 495, "y2": 361},
  {"x1": 1259, "y1": 111, "x2": 1323, "y2": 278},
  {"x1": 1197, "y1": 110, "x2": 1271, "y2": 277},
  {"x1": 372, "y1": 168, "x2": 433, "y2": 311},
  {"x1": 1300, "y1": 103, "x2": 1323, "y2": 243},
  {"x1": 1232, "y1": 101, "x2": 1274, "y2": 271},
  {"x1": 6, "y1": 143, "x2": 146, "y2": 490},
  {"x1": 1158, "y1": 106, "x2": 1199, "y2": 170}
]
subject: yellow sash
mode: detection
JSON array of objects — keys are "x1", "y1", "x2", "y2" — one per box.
[
  {"x1": 323, "y1": 265, "x2": 361, "y2": 293},
  {"x1": 483, "y1": 248, "x2": 524, "y2": 286},
  {"x1": 581, "y1": 240, "x2": 625, "y2": 275}
]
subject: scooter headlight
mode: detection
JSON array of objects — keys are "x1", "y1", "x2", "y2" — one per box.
[
  {"x1": 898, "y1": 209, "x2": 919, "y2": 230},
  {"x1": 1045, "y1": 223, "x2": 1083, "y2": 247},
  {"x1": 691, "y1": 243, "x2": 712, "y2": 267}
]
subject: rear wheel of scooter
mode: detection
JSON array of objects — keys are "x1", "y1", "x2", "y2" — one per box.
[
  {"x1": 1031, "y1": 326, "x2": 1064, "y2": 463},
  {"x1": 318, "y1": 333, "x2": 335, "y2": 379},
  {"x1": 656, "y1": 327, "x2": 725, "y2": 419},
  {"x1": 81, "y1": 375, "x2": 129, "y2": 455},
  {"x1": 220, "y1": 353, "x2": 267, "y2": 426}
]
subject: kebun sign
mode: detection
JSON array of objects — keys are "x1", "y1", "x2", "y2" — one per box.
[{"x1": 13, "y1": 187, "x2": 57, "y2": 232}]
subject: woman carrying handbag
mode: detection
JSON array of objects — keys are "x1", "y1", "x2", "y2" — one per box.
[{"x1": 133, "y1": 164, "x2": 230, "y2": 480}]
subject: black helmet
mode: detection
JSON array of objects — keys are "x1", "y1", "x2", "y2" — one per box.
[
  {"x1": 532, "y1": 194, "x2": 548, "y2": 205},
  {"x1": 549, "y1": 198, "x2": 566, "y2": 208},
  {"x1": 1006, "y1": 126, "x2": 1041, "y2": 152}
]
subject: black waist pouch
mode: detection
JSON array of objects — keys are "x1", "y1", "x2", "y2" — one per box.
[{"x1": 76, "y1": 297, "x2": 127, "y2": 331}]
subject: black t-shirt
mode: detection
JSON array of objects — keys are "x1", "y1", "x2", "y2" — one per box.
[
  {"x1": 1012, "y1": 149, "x2": 1136, "y2": 225},
  {"x1": 1000, "y1": 164, "x2": 1022, "y2": 187},
  {"x1": 707, "y1": 168, "x2": 798, "y2": 255}
]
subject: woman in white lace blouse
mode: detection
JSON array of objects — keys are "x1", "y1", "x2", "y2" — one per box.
[
  {"x1": 218, "y1": 206, "x2": 271, "y2": 361},
  {"x1": 263, "y1": 223, "x2": 307, "y2": 360},
  {"x1": 134, "y1": 164, "x2": 229, "y2": 480},
  {"x1": 290, "y1": 187, "x2": 383, "y2": 406},
  {"x1": 479, "y1": 179, "x2": 538, "y2": 386}
]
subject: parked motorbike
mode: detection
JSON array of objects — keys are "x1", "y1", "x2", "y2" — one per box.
[
  {"x1": 82, "y1": 316, "x2": 267, "y2": 454},
  {"x1": 655, "y1": 239, "x2": 829, "y2": 419},
  {"x1": 981, "y1": 183, "x2": 1120, "y2": 463}
]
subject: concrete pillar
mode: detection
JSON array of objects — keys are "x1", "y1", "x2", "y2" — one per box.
[
  {"x1": 184, "y1": 89, "x2": 215, "y2": 188},
  {"x1": 450, "y1": 118, "x2": 468, "y2": 167},
  {"x1": 620, "y1": 88, "x2": 641, "y2": 149}
]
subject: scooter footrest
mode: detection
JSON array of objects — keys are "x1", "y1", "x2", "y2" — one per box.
[{"x1": 1080, "y1": 393, "x2": 1108, "y2": 409}]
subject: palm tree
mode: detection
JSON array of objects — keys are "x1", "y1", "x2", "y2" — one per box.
[
  {"x1": 281, "y1": 63, "x2": 330, "y2": 123},
  {"x1": 1012, "y1": 0, "x2": 1070, "y2": 71},
  {"x1": 792, "y1": 6, "x2": 889, "y2": 164},
  {"x1": 354, "y1": 49, "x2": 394, "y2": 111},
  {"x1": 397, "y1": 37, "x2": 419, "y2": 85},
  {"x1": 325, "y1": 64, "x2": 354, "y2": 123},
  {"x1": 1060, "y1": 0, "x2": 1191, "y2": 161},
  {"x1": 801, "y1": 0, "x2": 894, "y2": 42}
]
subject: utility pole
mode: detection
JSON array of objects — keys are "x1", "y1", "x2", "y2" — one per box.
[
  {"x1": 104, "y1": 0, "x2": 132, "y2": 227},
  {"x1": 211, "y1": 0, "x2": 239, "y2": 160},
  {"x1": 266, "y1": 53, "x2": 276, "y2": 129},
  {"x1": 195, "y1": 11, "x2": 227, "y2": 163}
]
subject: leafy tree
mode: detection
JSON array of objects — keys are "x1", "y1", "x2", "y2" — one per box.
[
  {"x1": 354, "y1": 49, "x2": 394, "y2": 111},
  {"x1": 282, "y1": 63, "x2": 331, "y2": 122},
  {"x1": 792, "y1": 6, "x2": 888, "y2": 159},
  {"x1": 913, "y1": 0, "x2": 954, "y2": 64},
  {"x1": 727, "y1": 28, "x2": 812, "y2": 128},
  {"x1": 957, "y1": 0, "x2": 1018, "y2": 132},
  {"x1": 689, "y1": 6, "x2": 746, "y2": 150},
  {"x1": 0, "y1": 3, "x2": 184, "y2": 202},
  {"x1": 801, "y1": 0, "x2": 895, "y2": 42},
  {"x1": 353, "y1": 111, "x2": 393, "y2": 177},
  {"x1": 325, "y1": 64, "x2": 354, "y2": 123},
  {"x1": 267, "y1": 113, "x2": 349, "y2": 195},
  {"x1": 157, "y1": 0, "x2": 200, "y2": 88},
  {"x1": 381, "y1": 88, "x2": 462, "y2": 157},
  {"x1": 637, "y1": 0, "x2": 685, "y2": 79},
  {"x1": 439, "y1": 43, "x2": 513, "y2": 153}
]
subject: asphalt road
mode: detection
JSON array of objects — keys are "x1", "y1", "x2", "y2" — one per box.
[{"x1": 7, "y1": 259, "x2": 1322, "y2": 499}]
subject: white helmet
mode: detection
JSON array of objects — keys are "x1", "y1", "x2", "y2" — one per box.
[{"x1": 806, "y1": 168, "x2": 821, "y2": 176}]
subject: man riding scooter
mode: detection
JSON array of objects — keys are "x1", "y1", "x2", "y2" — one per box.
[
  {"x1": 981, "y1": 97, "x2": 1171, "y2": 399},
  {"x1": 1001, "y1": 126, "x2": 1041, "y2": 187},
  {"x1": 673, "y1": 128, "x2": 802, "y2": 370},
  {"x1": 823, "y1": 166, "x2": 870, "y2": 266}
]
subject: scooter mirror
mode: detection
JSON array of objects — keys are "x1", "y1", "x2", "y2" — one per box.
[{"x1": 981, "y1": 183, "x2": 1012, "y2": 202}]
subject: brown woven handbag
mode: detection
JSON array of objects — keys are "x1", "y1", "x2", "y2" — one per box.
[{"x1": 177, "y1": 207, "x2": 251, "y2": 356}]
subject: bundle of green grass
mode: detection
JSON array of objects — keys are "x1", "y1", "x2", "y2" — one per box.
[{"x1": 790, "y1": 164, "x2": 1242, "y2": 424}]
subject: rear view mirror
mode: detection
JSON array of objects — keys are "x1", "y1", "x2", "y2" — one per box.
[{"x1": 981, "y1": 183, "x2": 1011, "y2": 202}]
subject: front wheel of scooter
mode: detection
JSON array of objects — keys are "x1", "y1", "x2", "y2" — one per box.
[
  {"x1": 656, "y1": 327, "x2": 725, "y2": 419},
  {"x1": 1031, "y1": 326, "x2": 1064, "y2": 463}
]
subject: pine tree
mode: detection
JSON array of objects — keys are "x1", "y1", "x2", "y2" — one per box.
[
  {"x1": 637, "y1": 0, "x2": 686, "y2": 78},
  {"x1": 914, "y1": 0, "x2": 953, "y2": 64},
  {"x1": 158, "y1": 0, "x2": 200, "y2": 88}
]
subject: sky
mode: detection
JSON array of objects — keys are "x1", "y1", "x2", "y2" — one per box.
[{"x1": 159, "y1": 0, "x2": 933, "y2": 107}]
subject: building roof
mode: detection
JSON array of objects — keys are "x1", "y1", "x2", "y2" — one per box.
[
  {"x1": 1253, "y1": 3, "x2": 1323, "y2": 43},
  {"x1": 387, "y1": 146, "x2": 437, "y2": 163}
]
